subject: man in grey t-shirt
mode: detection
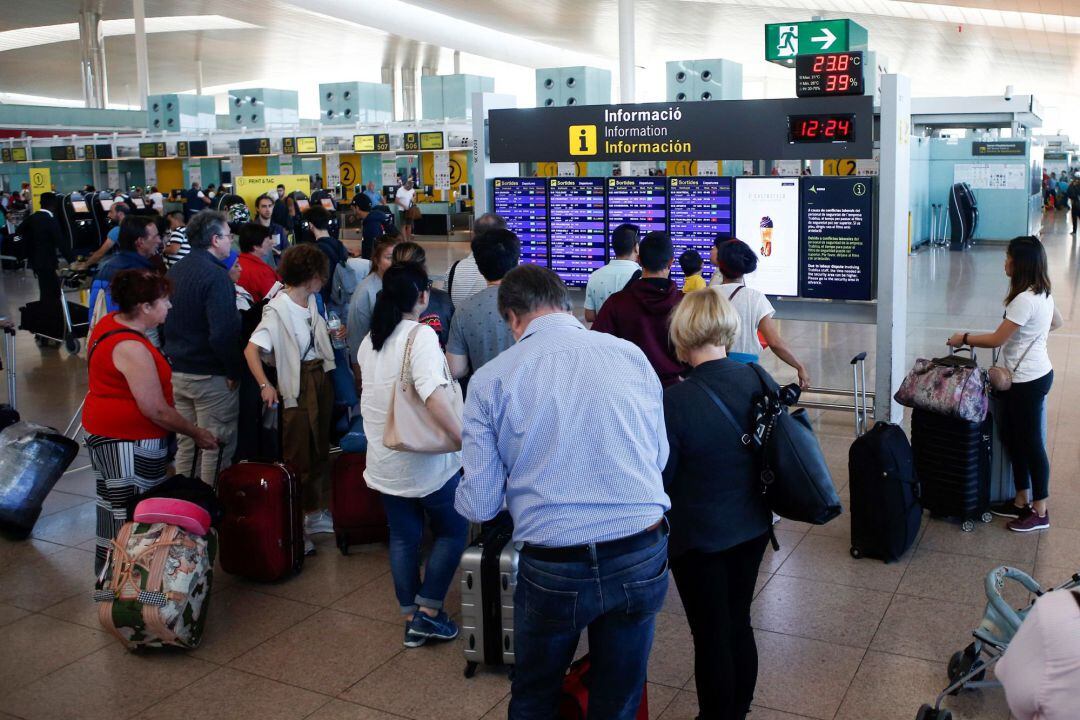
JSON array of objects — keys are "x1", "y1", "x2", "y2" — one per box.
[{"x1": 446, "y1": 229, "x2": 520, "y2": 379}]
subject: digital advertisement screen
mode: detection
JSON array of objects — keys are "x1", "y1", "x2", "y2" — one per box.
[
  {"x1": 70, "y1": 200, "x2": 89, "y2": 214},
  {"x1": 419, "y1": 132, "x2": 444, "y2": 151},
  {"x1": 668, "y1": 176, "x2": 733, "y2": 285},
  {"x1": 548, "y1": 177, "x2": 606, "y2": 287},
  {"x1": 492, "y1": 178, "x2": 548, "y2": 268},
  {"x1": 734, "y1": 177, "x2": 800, "y2": 297},
  {"x1": 606, "y1": 177, "x2": 668, "y2": 241},
  {"x1": 800, "y1": 176, "x2": 874, "y2": 300}
]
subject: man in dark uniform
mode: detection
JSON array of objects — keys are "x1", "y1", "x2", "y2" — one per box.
[{"x1": 16, "y1": 192, "x2": 74, "y2": 309}]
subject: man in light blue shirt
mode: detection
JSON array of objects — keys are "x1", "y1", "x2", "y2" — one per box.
[
  {"x1": 583, "y1": 223, "x2": 640, "y2": 323},
  {"x1": 455, "y1": 264, "x2": 670, "y2": 720}
]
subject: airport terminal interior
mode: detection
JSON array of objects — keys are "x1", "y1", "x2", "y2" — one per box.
[{"x1": 1, "y1": 2, "x2": 1079, "y2": 720}]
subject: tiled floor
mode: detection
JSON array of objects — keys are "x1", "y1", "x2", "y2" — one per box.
[{"x1": 2, "y1": 213, "x2": 1079, "y2": 719}]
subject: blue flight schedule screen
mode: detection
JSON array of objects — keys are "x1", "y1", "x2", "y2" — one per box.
[
  {"x1": 606, "y1": 177, "x2": 668, "y2": 239},
  {"x1": 548, "y1": 177, "x2": 606, "y2": 287},
  {"x1": 668, "y1": 176, "x2": 733, "y2": 285},
  {"x1": 493, "y1": 177, "x2": 548, "y2": 268}
]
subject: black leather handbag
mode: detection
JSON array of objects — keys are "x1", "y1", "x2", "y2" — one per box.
[{"x1": 691, "y1": 366, "x2": 842, "y2": 526}]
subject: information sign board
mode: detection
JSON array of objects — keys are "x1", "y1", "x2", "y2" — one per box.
[
  {"x1": 420, "y1": 132, "x2": 445, "y2": 151},
  {"x1": 402, "y1": 133, "x2": 420, "y2": 152},
  {"x1": 795, "y1": 52, "x2": 865, "y2": 97},
  {"x1": 237, "y1": 138, "x2": 271, "y2": 155},
  {"x1": 972, "y1": 141, "x2": 1026, "y2": 157},
  {"x1": 50, "y1": 146, "x2": 76, "y2": 161},
  {"x1": 799, "y1": 177, "x2": 874, "y2": 300},
  {"x1": 177, "y1": 140, "x2": 208, "y2": 158},
  {"x1": 353, "y1": 134, "x2": 391, "y2": 153}
]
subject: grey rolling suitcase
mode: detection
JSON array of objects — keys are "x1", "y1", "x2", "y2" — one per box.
[
  {"x1": 461, "y1": 519, "x2": 514, "y2": 678},
  {"x1": 499, "y1": 542, "x2": 519, "y2": 665},
  {"x1": 988, "y1": 397, "x2": 1015, "y2": 505}
]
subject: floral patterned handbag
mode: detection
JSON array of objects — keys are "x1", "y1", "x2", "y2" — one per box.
[{"x1": 894, "y1": 348, "x2": 989, "y2": 423}]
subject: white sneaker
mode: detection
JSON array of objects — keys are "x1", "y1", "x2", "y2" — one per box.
[
  {"x1": 303, "y1": 534, "x2": 316, "y2": 556},
  {"x1": 771, "y1": 512, "x2": 782, "y2": 526},
  {"x1": 305, "y1": 509, "x2": 334, "y2": 535}
]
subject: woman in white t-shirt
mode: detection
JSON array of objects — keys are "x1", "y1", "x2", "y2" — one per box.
[
  {"x1": 243, "y1": 244, "x2": 338, "y2": 556},
  {"x1": 709, "y1": 238, "x2": 810, "y2": 388},
  {"x1": 357, "y1": 261, "x2": 466, "y2": 648},
  {"x1": 948, "y1": 236, "x2": 1063, "y2": 532}
]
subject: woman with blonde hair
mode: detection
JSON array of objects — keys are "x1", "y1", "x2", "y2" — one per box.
[{"x1": 662, "y1": 287, "x2": 779, "y2": 720}]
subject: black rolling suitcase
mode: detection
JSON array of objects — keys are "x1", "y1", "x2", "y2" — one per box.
[
  {"x1": 847, "y1": 352, "x2": 921, "y2": 562},
  {"x1": 460, "y1": 515, "x2": 517, "y2": 678},
  {"x1": 0, "y1": 423, "x2": 80, "y2": 537},
  {"x1": 911, "y1": 408, "x2": 992, "y2": 532}
]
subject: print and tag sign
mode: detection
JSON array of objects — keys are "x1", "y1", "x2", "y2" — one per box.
[
  {"x1": 799, "y1": 177, "x2": 874, "y2": 301},
  {"x1": 488, "y1": 96, "x2": 874, "y2": 163},
  {"x1": 29, "y1": 168, "x2": 51, "y2": 211}
]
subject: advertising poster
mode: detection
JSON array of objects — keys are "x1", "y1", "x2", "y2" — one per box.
[
  {"x1": 234, "y1": 175, "x2": 311, "y2": 210},
  {"x1": 734, "y1": 177, "x2": 799, "y2": 296},
  {"x1": 800, "y1": 177, "x2": 874, "y2": 301}
]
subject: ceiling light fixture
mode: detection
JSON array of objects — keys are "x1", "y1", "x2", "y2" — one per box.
[{"x1": 0, "y1": 15, "x2": 259, "y2": 53}]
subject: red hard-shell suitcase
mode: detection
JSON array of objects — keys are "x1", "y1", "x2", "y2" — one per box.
[
  {"x1": 558, "y1": 655, "x2": 648, "y2": 719},
  {"x1": 330, "y1": 452, "x2": 387, "y2": 555},
  {"x1": 217, "y1": 460, "x2": 304, "y2": 582}
]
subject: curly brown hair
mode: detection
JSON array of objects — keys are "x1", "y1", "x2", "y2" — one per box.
[
  {"x1": 278, "y1": 243, "x2": 329, "y2": 287},
  {"x1": 111, "y1": 269, "x2": 172, "y2": 314}
]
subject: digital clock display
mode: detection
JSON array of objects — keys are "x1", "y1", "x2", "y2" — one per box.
[
  {"x1": 795, "y1": 52, "x2": 865, "y2": 98},
  {"x1": 788, "y1": 114, "x2": 856, "y2": 144}
]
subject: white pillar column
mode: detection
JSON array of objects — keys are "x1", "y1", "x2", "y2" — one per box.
[
  {"x1": 876, "y1": 74, "x2": 912, "y2": 422},
  {"x1": 133, "y1": 0, "x2": 150, "y2": 109},
  {"x1": 618, "y1": 0, "x2": 636, "y2": 176}
]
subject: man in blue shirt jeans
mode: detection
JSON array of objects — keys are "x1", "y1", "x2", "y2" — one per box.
[{"x1": 455, "y1": 264, "x2": 671, "y2": 720}]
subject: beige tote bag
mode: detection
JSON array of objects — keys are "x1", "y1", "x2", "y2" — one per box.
[{"x1": 384, "y1": 324, "x2": 463, "y2": 453}]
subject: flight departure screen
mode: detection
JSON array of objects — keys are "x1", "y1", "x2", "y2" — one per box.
[
  {"x1": 668, "y1": 176, "x2": 733, "y2": 285},
  {"x1": 606, "y1": 177, "x2": 668, "y2": 242},
  {"x1": 492, "y1": 178, "x2": 548, "y2": 268},
  {"x1": 547, "y1": 177, "x2": 606, "y2": 287}
]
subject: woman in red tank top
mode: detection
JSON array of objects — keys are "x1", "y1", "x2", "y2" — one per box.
[{"x1": 84, "y1": 269, "x2": 219, "y2": 575}]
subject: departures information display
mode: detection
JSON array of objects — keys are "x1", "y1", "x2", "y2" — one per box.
[
  {"x1": 492, "y1": 178, "x2": 548, "y2": 268},
  {"x1": 668, "y1": 177, "x2": 733, "y2": 285},
  {"x1": 606, "y1": 177, "x2": 668, "y2": 238},
  {"x1": 548, "y1": 177, "x2": 607, "y2": 287},
  {"x1": 799, "y1": 176, "x2": 874, "y2": 300}
]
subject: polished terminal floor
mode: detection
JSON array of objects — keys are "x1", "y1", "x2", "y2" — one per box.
[{"x1": 2, "y1": 212, "x2": 1079, "y2": 720}]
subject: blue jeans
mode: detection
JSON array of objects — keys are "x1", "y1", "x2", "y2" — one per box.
[
  {"x1": 509, "y1": 525, "x2": 669, "y2": 720},
  {"x1": 380, "y1": 471, "x2": 468, "y2": 615},
  {"x1": 1001, "y1": 370, "x2": 1054, "y2": 501}
]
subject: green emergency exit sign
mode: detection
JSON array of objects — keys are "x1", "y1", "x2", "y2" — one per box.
[{"x1": 765, "y1": 20, "x2": 868, "y2": 66}]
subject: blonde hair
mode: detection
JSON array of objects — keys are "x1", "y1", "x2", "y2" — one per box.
[{"x1": 668, "y1": 287, "x2": 740, "y2": 362}]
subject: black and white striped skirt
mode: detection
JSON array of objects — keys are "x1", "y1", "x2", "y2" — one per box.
[{"x1": 86, "y1": 434, "x2": 170, "y2": 575}]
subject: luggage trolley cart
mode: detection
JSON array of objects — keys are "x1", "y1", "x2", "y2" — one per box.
[
  {"x1": 915, "y1": 567, "x2": 1080, "y2": 720},
  {"x1": 19, "y1": 268, "x2": 91, "y2": 354}
]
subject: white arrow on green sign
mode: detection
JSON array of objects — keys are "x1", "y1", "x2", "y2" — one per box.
[{"x1": 765, "y1": 20, "x2": 868, "y2": 66}]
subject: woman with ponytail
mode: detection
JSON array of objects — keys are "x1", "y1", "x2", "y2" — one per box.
[{"x1": 357, "y1": 261, "x2": 467, "y2": 648}]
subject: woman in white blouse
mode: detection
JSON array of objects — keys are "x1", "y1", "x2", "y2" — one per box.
[{"x1": 357, "y1": 261, "x2": 466, "y2": 649}]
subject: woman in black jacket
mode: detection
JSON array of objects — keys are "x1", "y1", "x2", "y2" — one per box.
[{"x1": 663, "y1": 287, "x2": 775, "y2": 720}]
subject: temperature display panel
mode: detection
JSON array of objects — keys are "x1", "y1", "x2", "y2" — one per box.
[
  {"x1": 795, "y1": 51, "x2": 865, "y2": 98},
  {"x1": 788, "y1": 114, "x2": 856, "y2": 144}
]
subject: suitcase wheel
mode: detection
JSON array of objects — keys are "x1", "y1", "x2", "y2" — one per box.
[
  {"x1": 916, "y1": 704, "x2": 952, "y2": 720},
  {"x1": 64, "y1": 336, "x2": 80, "y2": 354},
  {"x1": 849, "y1": 546, "x2": 862, "y2": 560},
  {"x1": 961, "y1": 520, "x2": 976, "y2": 533},
  {"x1": 464, "y1": 661, "x2": 478, "y2": 679},
  {"x1": 980, "y1": 512, "x2": 993, "y2": 524}
]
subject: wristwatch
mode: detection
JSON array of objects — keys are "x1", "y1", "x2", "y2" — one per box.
[
  {"x1": 962, "y1": 332, "x2": 970, "y2": 346},
  {"x1": 258, "y1": 383, "x2": 268, "y2": 389}
]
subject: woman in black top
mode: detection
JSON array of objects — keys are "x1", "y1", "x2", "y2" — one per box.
[{"x1": 663, "y1": 287, "x2": 775, "y2": 720}]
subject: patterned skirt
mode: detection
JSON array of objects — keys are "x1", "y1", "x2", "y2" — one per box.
[{"x1": 86, "y1": 434, "x2": 170, "y2": 576}]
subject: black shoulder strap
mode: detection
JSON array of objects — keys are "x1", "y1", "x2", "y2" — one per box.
[
  {"x1": 88, "y1": 328, "x2": 145, "y2": 364},
  {"x1": 747, "y1": 362, "x2": 774, "y2": 397},
  {"x1": 687, "y1": 376, "x2": 749, "y2": 445},
  {"x1": 622, "y1": 269, "x2": 642, "y2": 291},
  {"x1": 729, "y1": 284, "x2": 745, "y2": 300},
  {"x1": 447, "y1": 259, "x2": 460, "y2": 297}
]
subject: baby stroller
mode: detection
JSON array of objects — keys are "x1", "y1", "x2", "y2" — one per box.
[{"x1": 915, "y1": 566, "x2": 1080, "y2": 720}]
